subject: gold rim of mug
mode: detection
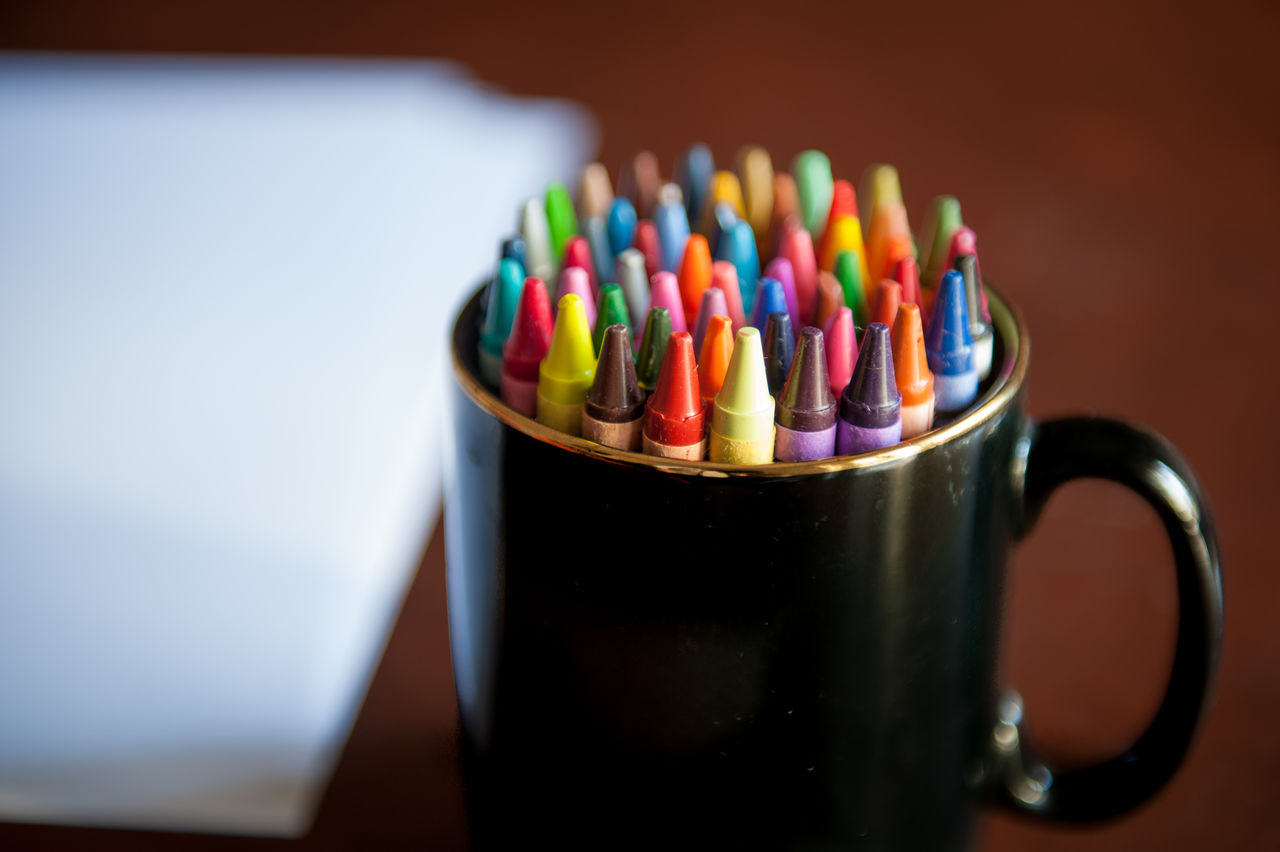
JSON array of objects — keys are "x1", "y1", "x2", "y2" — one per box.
[{"x1": 451, "y1": 284, "x2": 1028, "y2": 477}]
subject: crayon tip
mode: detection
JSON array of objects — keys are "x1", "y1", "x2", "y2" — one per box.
[
  {"x1": 709, "y1": 260, "x2": 747, "y2": 331},
  {"x1": 925, "y1": 271, "x2": 977, "y2": 413},
  {"x1": 519, "y1": 198, "x2": 555, "y2": 282},
  {"x1": 824, "y1": 306, "x2": 857, "y2": 398},
  {"x1": 708, "y1": 201, "x2": 738, "y2": 260},
  {"x1": 615, "y1": 248, "x2": 649, "y2": 332},
  {"x1": 769, "y1": 173, "x2": 799, "y2": 255},
  {"x1": 562, "y1": 234, "x2": 598, "y2": 294},
  {"x1": 503, "y1": 276, "x2": 554, "y2": 382},
  {"x1": 655, "y1": 198, "x2": 692, "y2": 273},
  {"x1": 592, "y1": 283, "x2": 633, "y2": 356},
  {"x1": 541, "y1": 293, "x2": 596, "y2": 395},
  {"x1": 698, "y1": 314, "x2": 735, "y2": 407},
  {"x1": 919, "y1": 195, "x2": 963, "y2": 286},
  {"x1": 555, "y1": 265, "x2": 597, "y2": 328},
  {"x1": 648, "y1": 270, "x2": 689, "y2": 334},
  {"x1": 778, "y1": 326, "x2": 837, "y2": 431},
  {"x1": 813, "y1": 271, "x2": 847, "y2": 333},
  {"x1": 778, "y1": 223, "x2": 819, "y2": 325},
  {"x1": 691, "y1": 285, "x2": 729, "y2": 357},
  {"x1": 677, "y1": 233, "x2": 713, "y2": 320},
  {"x1": 736, "y1": 145, "x2": 775, "y2": 243},
  {"x1": 645, "y1": 331, "x2": 705, "y2": 446},
  {"x1": 699, "y1": 170, "x2": 746, "y2": 233},
  {"x1": 871, "y1": 279, "x2": 903, "y2": 331},
  {"x1": 633, "y1": 220, "x2": 663, "y2": 280},
  {"x1": 635, "y1": 306, "x2": 673, "y2": 394},
  {"x1": 792, "y1": 150, "x2": 834, "y2": 237},
  {"x1": 762, "y1": 311, "x2": 796, "y2": 397},
  {"x1": 586, "y1": 324, "x2": 645, "y2": 422},
  {"x1": 712, "y1": 327, "x2": 776, "y2": 442},
  {"x1": 720, "y1": 221, "x2": 761, "y2": 315},
  {"x1": 619, "y1": 151, "x2": 661, "y2": 220},
  {"x1": 500, "y1": 235, "x2": 527, "y2": 276},
  {"x1": 834, "y1": 250, "x2": 869, "y2": 327},
  {"x1": 674, "y1": 142, "x2": 715, "y2": 226},
  {"x1": 750, "y1": 277, "x2": 790, "y2": 335},
  {"x1": 892, "y1": 253, "x2": 922, "y2": 310},
  {"x1": 826, "y1": 179, "x2": 858, "y2": 227},
  {"x1": 841, "y1": 323, "x2": 901, "y2": 428},
  {"x1": 577, "y1": 162, "x2": 614, "y2": 221},
  {"x1": 480, "y1": 257, "x2": 525, "y2": 355},
  {"x1": 545, "y1": 181, "x2": 578, "y2": 259},
  {"x1": 762, "y1": 256, "x2": 801, "y2": 336},
  {"x1": 607, "y1": 197, "x2": 638, "y2": 259}
]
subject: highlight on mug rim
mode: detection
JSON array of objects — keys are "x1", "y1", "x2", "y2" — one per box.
[{"x1": 451, "y1": 282, "x2": 1029, "y2": 478}]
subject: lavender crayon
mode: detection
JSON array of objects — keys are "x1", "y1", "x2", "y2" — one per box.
[
  {"x1": 837, "y1": 322, "x2": 902, "y2": 454},
  {"x1": 775, "y1": 327, "x2": 837, "y2": 461}
]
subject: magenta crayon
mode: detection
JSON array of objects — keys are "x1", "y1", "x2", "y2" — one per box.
[
  {"x1": 891, "y1": 303, "x2": 936, "y2": 439},
  {"x1": 708, "y1": 327, "x2": 776, "y2": 464},
  {"x1": 775, "y1": 327, "x2": 838, "y2": 461},
  {"x1": 762, "y1": 311, "x2": 796, "y2": 398},
  {"x1": 762, "y1": 256, "x2": 801, "y2": 338},
  {"x1": 955, "y1": 253, "x2": 994, "y2": 381},
  {"x1": 615, "y1": 248, "x2": 650, "y2": 336},
  {"x1": 710, "y1": 260, "x2": 747, "y2": 331},
  {"x1": 778, "y1": 222, "x2": 819, "y2": 326},
  {"x1": 691, "y1": 285, "x2": 729, "y2": 357},
  {"x1": 642, "y1": 331, "x2": 706, "y2": 460},
  {"x1": 750, "y1": 277, "x2": 789, "y2": 335},
  {"x1": 647, "y1": 271, "x2": 688, "y2": 335},
  {"x1": 582, "y1": 324, "x2": 646, "y2": 451},
  {"x1": 555, "y1": 265, "x2": 597, "y2": 328},
  {"x1": 837, "y1": 322, "x2": 902, "y2": 454},
  {"x1": 562, "y1": 234, "x2": 598, "y2": 297},
  {"x1": 634, "y1": 220, "x2": 663, "y2": 280},
  {"x1": 635, "y1": 306, "x2": 672, "y2": 396},
  {"x1": 824, "y1": 306, "x2": 857, "y2": 398},
  {"x1": 926, "y1": 270, "x2": 978, "y2": 413},
  {"x1": 500, "y1": 276, "x2": 553, "y2": 417}
]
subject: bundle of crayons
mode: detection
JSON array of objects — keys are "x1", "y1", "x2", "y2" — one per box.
[{"x1": 474, "y1": 145, "x2": 994, "y2": 463}]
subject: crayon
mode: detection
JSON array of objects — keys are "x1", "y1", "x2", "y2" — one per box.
[
  {"x1": 674, "y1": 142, "x2": 714, "y2": 226},
  {"x1": 937, "y1": 227, "x2": 988, "y2": 320},
  {"x1": 519, "y1": 197, "x2": 555, "y2": 282},
  {"x1": 582, "y1": 324, "x2": 646, "y2": 451},
  {"x1": 642, "y1": 331, "x2": 706, "y2": 460},
  {"x1": 633, "y1": 220, "x2": 663, "y2": 280},
  {"x1": 500, "y1": 235, "x2": 527, "y2": 275},
  {"x1": 956, "y1": 253, "x2": 994, "y2": 381},
  {"x1": 762, "y1": 311, "x2": 796, "y2": 398},
  {"x1": 817, "y1": 213, "x2": 870, "y2": 279},
  {"x1": 607, "y1": 197, "x2": 638, "y2": 259},
  {"x1": 699, "y1": 170, "x2": 746, "y2": 234},
  {"x1": 577, "y1": 162, "x2": 614, "y2": 221},
  {"x1": 554, "y1": 265, "x2": 597, "y2": 328},
  {"x1": 834, "y1": 249, "x2": 870, "y2": 328},
  {"x1": 655, "y1": 197, "x2": 691, "y2": 273},
  {"x1": 719, "y1": 220, "x2": 761, "y2": 316},
  {"x1": 769, "y1": 172, "x2": 799, "y2": 257},
  {"x1": 925, "y1": 270, "x2": 978, "y2": 413},
  {"x1": 657, "y1": 181, "x2": 684, "y2": 207},
  {"x1": 880, "y1": 233, "x2": 915, "y2": 288},
  {"x1": 778, "y1": 222, "x2": 819, "y2": 326},
  {"x1": 890, "y1": 303, "x2": 935, "y2": 439},
  {"x1": 648, "y1": 270, "x2": 689, "y2": 335},
  {"x1": 618, "y1": 150, "x2": 661, "y2": 219},
  {"x1": 813, "y1": 271, "x2": 846, "y2": 333},
  {"x1": 545, "y1": 181, "x2": 578, "y2": 260},
  {"x1": 562, "y1": 234, "x2": 598, "y2": 296},
  {"x1": 762, "y1": 256, "x2": 801, "y2": 339},
  {"x1": 870, "y1": 279, "x2": 902, "y2": 331},
  {"x1": 837, "y1": 322, "x2": 902, "y2": 454},
  {"x1": 615, "y1": 248, "x2": 650, "y2": 335},
  {"x1": 677, "y1": 233, "x2": 713, "y2": 320},
  {"x1": 891, "y1": 253, "x2": 923, "y2": 313},
  {"x1": 817, "y1": 179, "x2": 857, "y2": 261},
  {"x1": 709, "y1": 327, "x2": 776, "y2": 464},
  {"x1": 583, "y1": 216, "x2": 614, "y2": 287},
  {"x1": 710, "y1": 260, "x2": 748, "y2": 331},
  {"x1": 918, "y1": 196, "x2": 962, "y2": 288},
  {"x1": 708, "y1": 201, "x2": 738, "y2": 260},
  {"x1": 635, "y1": 306, "x2": 672, "y2": 396},
  {"x1": 698, "y1": 314, "x2": 735, "y2": 415},
  {"x1": 478, "y1": 257, "x2": 525, "y2": 387},
  {"x1": 691, "y1": 285, "x2": 729, "y2": 357},
  {"x1": 824, "y1": 306, "x2": 857, "y2": 398},
  {"x1": 750, "y1": 277, "x2": 790, "y2": 335},
  {"x1": 536, "y1": 293, "x2": 597, "y2": 435},
  {"x1": 862, "y1": 165, "x2": 913, "y2": 290},
  {"x1": 736, "y1": 145, "x2": 774, "y2": 245},
  {"x1": 592, "y1": 283, "x2": 633, "y2": 356},
  {"x1": 775, "y1": 327, "x2": 838, "y2": 462},
  {"x1": 500, "y1": 276, "x2": 553, "y2": 417},
  {"x1": 792, "y1": 150, "x2": 834, "y2": 238}
]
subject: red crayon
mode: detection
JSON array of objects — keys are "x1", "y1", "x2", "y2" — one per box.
[
  {"x1": 642, "y1": 332, "x2": 706, "y2": 460},
  {"x1": 634, "y1": 220, "x2": 663, "y2": 280},
  {"x1": 870, "y1": 279, "x2": 902, "y2": 332},
  {"x1": 891, "y1": 254, "x2": 923, "y2": 314},
  {"x1": 879, "y1": 233, "x2": 914, "y2": 284},
  {"x1": 500, "y1": 276, "x2": 554, "y2": 417},
  {"x1": 562, "y1": 234, "x2": 598, "y2": 297},
  {"x1": 817, "y1": 179, "x2": 857, "y2": 262}
]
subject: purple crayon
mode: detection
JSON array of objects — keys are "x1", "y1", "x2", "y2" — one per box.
[
  {"x1": 762, "y1": 256, "x2": 801, "y2": 338},
  {"x1": 836, "y1": 322, "x2": 902, "y2": 454},
  {"x1": 648, "y1": 270, "x2": 689, "y2": 335},
  {"x1": 691, "y1": 285, "x2": 729, "y2": 357},
  {"x1": 775, "y1": 327, "x2": 837, "y2": 461}
]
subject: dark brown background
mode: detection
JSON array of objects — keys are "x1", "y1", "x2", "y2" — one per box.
[{"x1": 2, "y1": 1, "x2": 1277, "y2": 849}]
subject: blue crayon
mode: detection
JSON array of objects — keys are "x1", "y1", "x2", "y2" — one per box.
[
  {"x1": 654, "y1": 198, "x2": 691, "y2": 273},
  {"x1": 500, "y1": 235, "x2": 527, "y2": 276},
  {"x1": 708, "y1": 201, "x2": 738, "y2": 260},
  {"x1": 750, "y1": 277, "x2": 790, "y2": 335},
  {"x1": 478, "y1": 257, "x2": 526, "y2": 387},
  {"x1": 925, "y1": 270, "x2": 979, "y2": 413},
  {"x1": 762, "y1": 311, "x2": 796, "y2": 397},
  {"x1": 718, "y1": 220, "x2": 761, "y2": 316},
  {"x1": 607, "y1": 197, "x2": 638, "y2": 259},
  {"x1": 675, "y1": 143, "x2": 715, "y2": 226},
  {"x1": 583, "y1": 216, "x2": 614, "y2": 286},
  {"x1": 837, "y1": 323, "x2": 902, "y2": 454}
]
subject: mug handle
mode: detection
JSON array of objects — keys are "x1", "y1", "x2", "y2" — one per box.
[{"x1": 993, "y1": 416, "x2": 1224, "y2": 821}]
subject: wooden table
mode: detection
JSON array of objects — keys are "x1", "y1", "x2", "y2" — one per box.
[{"x1": 2, "y1": 1, "x2": 1277, "y2": 848}]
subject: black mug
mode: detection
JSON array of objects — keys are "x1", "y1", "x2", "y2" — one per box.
[{"x1": 444, "y1": 284, "x2": 1223, "y2": 851}]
